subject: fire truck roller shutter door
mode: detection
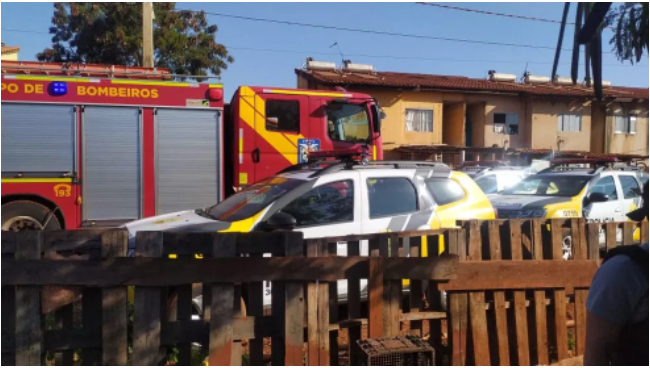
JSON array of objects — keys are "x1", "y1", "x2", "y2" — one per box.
[
  {"x1": 155, "y1": 109, "x2": 221, "y2": 214},
  {"x1": 82, "y1": 106, "x2": 141, "y2": 221},
  {"x1": 1, "y1": 103, "x2": 75, "y2": 173}
]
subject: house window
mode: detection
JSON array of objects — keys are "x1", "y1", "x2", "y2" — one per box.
[
  {"x1": 558, "y1": 114, "x2": 582, "y2": 132},
  {"x1": 614, "y1": 115, "x2": 636, "y2": 134},
  {"x1": 265, "y1": 100, "x2": 300, "y2": 133},
  {"x1": 405, "y1": 109, "x2": 434, "y2": 132},
  {"x1": 494, "y1": 113, "x2": 519, "y2": 135}
]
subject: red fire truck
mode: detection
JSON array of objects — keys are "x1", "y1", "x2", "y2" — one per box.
[{"x1": 1, "y1": 61, "x2": 383, "y2": 231}]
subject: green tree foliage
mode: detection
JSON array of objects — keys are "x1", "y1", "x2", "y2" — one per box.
[
  {"x1": 37, "y1": 3, "x2": 233, "y2": 79},
  {"x1": 605, "y1": 2, "x2": 649, "y2": 64}
]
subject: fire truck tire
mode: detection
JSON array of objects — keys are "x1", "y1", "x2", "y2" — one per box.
[{"x1": 1, "y1": 200, "x2": 62, "y2": 232}]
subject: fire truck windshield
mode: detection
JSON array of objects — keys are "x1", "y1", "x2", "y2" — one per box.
[
  {"x1": 326, "y1": 102, "x2": 370, "y2": 143},
  {"x1": 204, "y1": 177, "x2": 306, "y2": 222}
]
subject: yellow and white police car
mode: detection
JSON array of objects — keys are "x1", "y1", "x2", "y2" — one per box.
[
  {"x1": 489, "y1": 158, "x2": 646, "y2": 259},
  {"x1": 123, "y1": 150, "x2": 496, "y2": 311}
]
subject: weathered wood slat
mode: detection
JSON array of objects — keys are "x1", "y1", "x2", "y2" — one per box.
[
  {"x1": 487, "y1": 220, "x2": 510, "y2": 366},
  {"x1": 510, "y1": 220, "x2": 530, "y2": 366},
  {"x1": 3, "y1": 255, "x2": 459, "y2": 286},
  {"x1": 408, "y1": 237, "x2": 423, "y2": 337},
  {"x1": 347, "y1": 240, "x2": 362, "y2": 366},
  {"x1": 467, "y1": 221, "x2": 490, "y2": 366},
  {"x1": 384, "y1": 234, "x2": 402, "y2": 337},
  {"x1": 306, "y1": 240, "x2": 320, "y2": 366},
  {"x1": 447, "y1": 229, "x2": 469, "y2": 366},
  {"x1": 551, "y1": 224, "x2": 569, "y2": 363},
  {"x1": 282, "y1": 233, "x2": 305, "y2": 366},
  {"x1": 317, "y1": 240, "x2": 330, "y2": 366},
  {"x1": 101, "y1": 231, "x2": 128, "y2": 366},
  {"x1": 132, "y1": 232, "x2": 164, "y2": 366},
  {"x1": 208, "y1": 233, "x2": 237, "y2": 366},
  {"x1": 623, "y1": 222, "x2": 635, "y2": 245},
  {"x1": 53, "y1": 303, "x2": 74, "y2": 365},
  {"x1": 533, "y1": 219, "x2": 549, "y2": 366},
  {"x1": 606, "y1": 223, "x2": 617, "y2": 250},
  {"x1": 14, "y1": 232, "x2": 42, "y2": 366}
]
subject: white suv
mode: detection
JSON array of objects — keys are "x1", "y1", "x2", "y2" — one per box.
[{"x1": 459, "y1": 161, "x2": 535, "y2": 195}]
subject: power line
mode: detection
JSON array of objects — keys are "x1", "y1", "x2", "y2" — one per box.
[
  {"x1": 416, "y1": 3, "x2": 616, "y2": 31},
  {"x1": 3, "y1": 28, "x2": 646, "y2": 69},
  {"x1": 417, "y1": 3, "x2": 573, "y2": 26},
  {"x1": 177, "y1": 9, "x2": 573, "y2": 52}
]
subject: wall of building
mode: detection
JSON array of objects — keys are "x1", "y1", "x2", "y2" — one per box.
[
  {"x1": 606, "y1": 102, "x2": 649, "y2": 156},
  {"x1": 465, "y1": 94, "x2": 528, "y2": 148},
  {"x1": 1, "y1": 51, "x2": 19, "y2": 61},
  {"x1": 466, "y1": 102, "x2": 486, "y2": 147},
  {"x1": 530, "y1": 99, "x2": 592, "y2": 151},
  {"x1": 590, "y1": 101, "x2": 607, "y2": 153},
  {"x1": 442, "y1": 102, "x2": 465, "y2": 146}
]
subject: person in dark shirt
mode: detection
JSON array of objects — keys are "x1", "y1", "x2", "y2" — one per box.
[{"x1": 584, "y1": 181, "x2": 648, "y2": 366}]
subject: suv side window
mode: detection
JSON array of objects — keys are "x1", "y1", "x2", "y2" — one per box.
[
  {"x1": 474, "y1": 175, "x2": 498, "y2": 194},
  {"x1": 425, "y1": 178, "x2": 466, "y2": 204},
  {"x1": 368, "y1": 177, "x2": 418, "y2": 218},
  {"x1": 590, "y1": 177, "x2": 618, "y2": 201},
  {"x1": 619, "y1": 176, "x2": 641, "y2": 199},
  {"x1": 281, "y1": 180, "x2": 353, "y2": 227}
]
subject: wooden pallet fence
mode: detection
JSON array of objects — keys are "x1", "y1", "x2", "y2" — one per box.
[
  {"x1": 2, "y1": 229, "x2": 458, "y2": 366},
  {"x1": 445, "y1": 219, "x2": 648, "y2": 366}
]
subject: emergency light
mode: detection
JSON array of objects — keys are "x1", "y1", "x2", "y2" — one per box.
[{"x1": 49, "y1": 82, "x2": 68, "y2": 96}]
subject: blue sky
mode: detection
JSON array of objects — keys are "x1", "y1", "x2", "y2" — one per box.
[{"x1": 2, "y1": 2, "x2": 648, "y2": 97}]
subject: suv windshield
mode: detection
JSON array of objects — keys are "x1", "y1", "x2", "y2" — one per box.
[
  {"x1": 326, "y1": 102, "x2": 370, "y2": 143},
  {"x1": 501, "y1": 175, "x2": 591, "y2": 197},
  {"x1": 206, "y1": 177, "x2": 305, "y2": 221}
]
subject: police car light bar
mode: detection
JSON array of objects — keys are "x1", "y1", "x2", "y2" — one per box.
[
  {"x1": 307, "y1": 147, "x2": 369, "y2": 162},
  {"x1": 550, "y1": 157, "x2": 619, "y2": 165}
]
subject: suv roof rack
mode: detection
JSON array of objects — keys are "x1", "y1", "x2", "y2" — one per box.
[
  {"x1": 277, "y1": 159, "x2": 451, "y2": 178},
  {"x1": 538, "y1": 157, "x2": 622, "y2": 175}
]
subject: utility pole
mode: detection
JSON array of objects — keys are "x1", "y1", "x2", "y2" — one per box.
[{"x1": 142, "y1": 2, "x2": 154, "y2": 68}]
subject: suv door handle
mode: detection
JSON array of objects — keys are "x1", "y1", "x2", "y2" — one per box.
[{"x1": 614, "y1": 208, "x2": 622, "y2": 213}]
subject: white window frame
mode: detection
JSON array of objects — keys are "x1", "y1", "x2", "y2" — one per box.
[
  {"x1": 558, "y1": 114, "x2": 582, "y2": 132},
  {"x1": 494, "y1": 112, "x2": 519, "y2": 135},
  {"x1": 613, "y1": 115, "x2": 637, "y2": 135},
  {"x1": 405, "y1": 108, "x2": 434, "y2": 133}
]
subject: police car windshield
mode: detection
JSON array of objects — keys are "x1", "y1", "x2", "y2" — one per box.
[
  {"x1": 501, "y1": 175, "x2": 591, "y2": 197},
  {"x1": 206, "y1": 177, "x2": 305, "y2": 222},
  {"x1": 326, "y1": 102, "x2": 370, "y2": 143}
]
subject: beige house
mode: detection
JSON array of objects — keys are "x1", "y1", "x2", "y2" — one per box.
[
  {"x1": 296, "y1": 65, "x2": 649, "y2": 159},
  {"x1": 1, "y1": 43, "x2": 20, "y2": 61}
]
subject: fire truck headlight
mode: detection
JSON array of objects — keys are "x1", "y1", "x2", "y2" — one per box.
[{"x1": 49, "y1": 82, "x2": 68, "y2": 96}]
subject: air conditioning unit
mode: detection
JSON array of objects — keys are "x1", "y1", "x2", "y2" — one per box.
[
  {"x1": 305, "y1": 58, "x2": 337, "y2": 71},
  {"x1": 488, "y1": 70, "x2": 516, "y2": 82}
]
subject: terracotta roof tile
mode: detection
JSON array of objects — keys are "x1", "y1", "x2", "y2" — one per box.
[
  {"x1": 1, "y1": 44, "x2": 20, "y2": 54},
  {"x1": 296, "y1": 69, "x2": 649, "y2": 100}
]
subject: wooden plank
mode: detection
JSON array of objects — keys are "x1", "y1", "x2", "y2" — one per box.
[
  {"x1": 551, "y1": 225, "x2": 569, "y2": 363},
  {"x1": 132, "y1": 231, "x2": 164, "y2": 366},
  {"x1": 488, "y1": 220, "x2": 510, "y2": 366},
  {"x1": 533, "y1": 219, "x2": 549, "y2": 366},
  {"x1": 247, "y1": 252, "x2": 264, "y2": 366},
  {"x1": 509, "y1": 220, "x2": 530, "y2": 366},
  {"x1": 208, "y1": 233, "x2": 237, "y2": 366},
  {"x1": 368, "y1": 247, "x2": 386, "y2": 339},
  {"x1": 439, "y1": 260, "x2": 598, "y2": 291},
  {"x1": 283, "y1": 232, "x2": 305, "y2": 366},
  {"x1": 606, "y1": 223, "x2": 617, "y2": 250},
  {"x1": 623, "y1": 222, "x2": 635, "y2": 245},
  {"x1": 2, "y1": 273, "x2": 16, "y2": 366},
  {"x1": 447, "y1": 229, "x2": 468, "y2": 366},
  {"x1": 347, "y1": 240, "x2": 362, "y2": 366},
  {"x1": 467, "y1": 221, "x2": 490, "y2": 366},
  {"x1": 641, "y1": 222, "x2": 649, "y2": 244},
  {"x1": 14, "y1": 231, "x2": 42, "y2": 366},
  {"x1": 328, "y1": 242, "x2": 339, "y2": 367},
  {"x1": 551, "y1": 219, "x2": 564, "y2": 260},
  {"x1": 317, "y1": 240, "x2": 330, "y2": 366},
  {"x1": 384, "y1": 234, "x2": 401, "y2": 337},
  {"x1": 177, "y1": 284, "x2": 194, "y2": 365},
  {"x1": 53, "y1": 304, "x2": 74, "y2": 365},
  {"x1": 574, "y1": 219, "x2": 593, "y2": 358},
  {"x1": 425, "y1": 234, "x2": 443, "y2": 366},
  {"x1": 1, "y1": 231, "x2": 17, "y2": 254},
  {"x1": 408, "y1": 237, "x2": 423, "y2": 337},
  {"x1": 3, "y1": 255, "x2": 459, "y2": 286},
  {"x1": 586, "y1": 223, "x2": 601, "y2": 262},
  {"x1": 306, "y1": 240, "x2": 319, "y2": 366},
  {"x1": 101, "y1": 231, "x2": 128, "y2": 366}
]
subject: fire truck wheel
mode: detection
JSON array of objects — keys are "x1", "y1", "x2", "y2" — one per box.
[{"x1": 1, "y1": 201, "x2": 61, "y2": 232}]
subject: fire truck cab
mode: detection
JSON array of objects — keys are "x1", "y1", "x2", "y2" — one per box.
[{"x1": 1, "y1": 61, "x2": 383, "y2": 232}]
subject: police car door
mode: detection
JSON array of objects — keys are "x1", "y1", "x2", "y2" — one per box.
[
  {"x1": 584, "y1": 175, "x2": 622, "y2": 223},
  {"x1": 617, "y1": 174, "x2": 644, "y2": 222},
  {"x1": 360, "y1": 171, "x2": 434, "y2": 237}
]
